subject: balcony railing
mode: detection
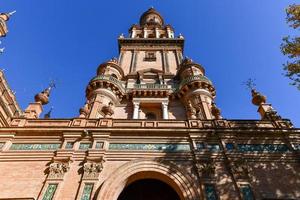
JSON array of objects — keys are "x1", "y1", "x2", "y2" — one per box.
[
  {"x1": 90, "y1": 75, "x2": 125, "y2": 92},
  {"x1": 177, "y1": 75, "x2": 212, "y2": 90},
  {"x1": 133, "y1": 83, "x2": 171, "y2": 90}
]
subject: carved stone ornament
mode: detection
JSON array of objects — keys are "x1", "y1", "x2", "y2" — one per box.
[
  {"x1": 83, "y1": 161, "x2": 104, "y2": 179},
  {"x1": 186, "y1": 100, "x2": 196, "y2": 119},
  {"x1": 48, "y1": 162, "x2": 70, "y2": 179},
  {"x1": 196, "y1": 160, "x2": 215, "y2": 178},
  {"x1": 230, "y1": 158, "x2": 249, "y2": 179}
]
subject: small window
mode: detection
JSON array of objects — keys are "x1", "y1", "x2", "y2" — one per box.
[
  {"x1": 0, "y1": 142, "x2": 5, "y2": 150},
  {"x1": 225, "y1": 143, "x2": 235, "y2": 151},
  {"x1": 204, "y1": 184, "x2": 218, "y2": 200},
  {"x1": 111, "y1": 74, "x2": 118, "y2": 79},
  {"x1": 144, "y1": 52, "x2": 156, "y2": 61},
  {"x1": 65, "y1": 142, "x2": 74, "y2": 149},
  {"x1": 196, "y1": 142, "x2": 205, "y2": 150},
  {"x1": 207, "y1": 144, "x2": 221, "y2": 152},
  {"x1": 145, "y1": 112, "x2": 157, "y2": 120},
  {"x1": 95, "y1": 142, "x2": 104, "y2": 149},
  {"x1": 79, "y1": 143, "x2": 92, "y2": 150},
  {"x1": 240, "y1": 185, "x2": 254, "y2": 200},
  {"x1": 42, "y1": 184, "x2": 58, "y2": 200},
  {"x1": 80, "y1": 183, "x2": 94, "y2": 200}
]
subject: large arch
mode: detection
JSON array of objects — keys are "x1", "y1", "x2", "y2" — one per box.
[{"x1": 97, "y1": 159, "x2": 201, "y2": 200}]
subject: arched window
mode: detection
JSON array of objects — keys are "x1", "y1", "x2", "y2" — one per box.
[
  {"x1": 111, "y1": 74, "x2": 118, "y2": 79},
  {"x1": 145, "y1": 112, "x2": 157, "y2": 120}
]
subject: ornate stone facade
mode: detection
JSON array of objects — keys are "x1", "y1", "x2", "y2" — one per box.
[{"x1": 0, "y1": 8, "x2": 299, "y2": 200}]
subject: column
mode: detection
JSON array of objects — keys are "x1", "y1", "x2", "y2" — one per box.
[
  {"x1": 133, "y1": 102, "x2": 140, "y2": 119},
  {"x1": 161, "y1": 102, "x2": 169, "y2": 120}
]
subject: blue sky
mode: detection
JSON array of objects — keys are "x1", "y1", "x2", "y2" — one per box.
[{"x1": 1, "y1": 0, "x2": 299, "y2": 126}]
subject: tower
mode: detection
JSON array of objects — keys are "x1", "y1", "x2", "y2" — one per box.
[
  {"x1": 0, "y1": 8, "x2": 299, "y2": 200},
  {"x1": 82, "y1": 8, "x2": 217, "y2": 121}
]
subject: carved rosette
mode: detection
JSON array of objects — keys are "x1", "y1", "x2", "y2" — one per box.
[
  {"x1": 83, "y1": 161, "x2": 104, "y2": 180},
  {"x1": 48, "y1": 161, "x2": 70, "y2": 179},
  {"x1": 229, "y1": 158, "x2": 249, "y2": 179},
  {"x1": 196, "y1": 160, "x2": 215, "y2": 178}
]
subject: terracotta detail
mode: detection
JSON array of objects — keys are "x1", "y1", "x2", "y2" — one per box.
[
  {"x1": 83, "y1": 160, "x2": 104, "y2": 180},
  {"x1": 48, "y1": 161, "x2": 70, "y2": 179},
  {"x1": 196, "y1": 160, "x2": 216, "y2": 178}
]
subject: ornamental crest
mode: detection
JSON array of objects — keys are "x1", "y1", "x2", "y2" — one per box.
[
  {"x1": 230, "y1": 158, "x2": 249, "y2": 179},
  {"x1": 48, "y1": 162, "x2": 69, "y2": 179},
  {"x1": 83, "y1": 161, "x2": 104, "y2": 179},
  {"x1": 196, "y1": 160, "x2": 215, "y2": 178}
]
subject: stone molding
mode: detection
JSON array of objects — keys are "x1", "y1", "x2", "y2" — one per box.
[{"x1": 8, "y1": 118, "x2": 294, "y2": 130}]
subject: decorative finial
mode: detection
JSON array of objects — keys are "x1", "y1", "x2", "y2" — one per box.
[
  {"x1": 110, "y1": 57, "x2": 118, "y2": 63},
  {"x1": 48, "y1": 80, "x2": 56, "y2": 92},
  {"x1": 242, "y1": 79, "x2": 267, "y2": 106},
  {"x1": 0, "y1": 10, "x2": 16, "y2": 21},
  {"x1": 44, "y1": 106, "x2": 53, "y2": 119},
  {"x1": 34, "y1": 80, "x2": 56, "y2": 105},
  {"x1": 119, "y1": 33, "x2": 124, "y2": 38},
  {"x1": 243, "y1": 78, "x2": 256, "y2": 91},
  {"x1": 8, "y1": 10, "x2": 16, "y2": 16},
  {"x1": 178, "y1": 33, "x2": 184, "y2": 39}
]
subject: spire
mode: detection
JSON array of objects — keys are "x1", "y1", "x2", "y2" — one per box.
[
  {"x1": 34, "y1": 82, "x2": 55, "y2": 105},
  {"x1": 244, "y1": 79, "x2": 282, "y2": 121},
  {"x1": 44, "y1": 107, "x2": 53, "y2": 119},
  {"x1": 24, "y1": 82, "x2": 56, "y2": 119},
  {"x1": 0, "y1": 11, "x2": 16, "y2": 37},
  {"x1": 8, "y1": 10, "x2": 16, "y2": 17},
  {"x1": 0, "y1": 10, "x2": 16, "y2": 22}
]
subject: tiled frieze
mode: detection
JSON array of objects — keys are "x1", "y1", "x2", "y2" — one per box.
[
  {"x1": 108, "y1": 143, "x2": 191, "y2": 152},
  {"x1": 79, "y1": 143, "x2": 92, "y2": 150},
  {"x1": 236, "y1": 144, "x2": 290, "y2": 152},
  {"x1": 9, "y1": 143, "x2": 61, "y2": 150}
]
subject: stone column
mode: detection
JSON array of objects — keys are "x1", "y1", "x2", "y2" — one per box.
[
  {"x1": 133, "y1": 102, "x2": 140, "y2": 119},
  {"x1": 161, "y1": 102, "x2": 169, "y2": 120}
]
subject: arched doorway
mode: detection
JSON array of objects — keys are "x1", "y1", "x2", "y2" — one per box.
[
  {"x1": 117, "y1": 179, "x2": 180, "y2": 200},
  {"x1": 97, "y1": 159, "x2": 201, "y2": 200}
]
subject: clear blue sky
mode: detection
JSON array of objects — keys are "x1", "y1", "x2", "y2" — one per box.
[{"x1": 1, "y1": 0, "x2": 299, "y2": 126}]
